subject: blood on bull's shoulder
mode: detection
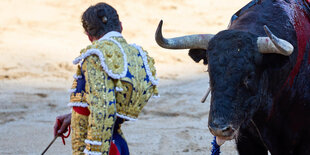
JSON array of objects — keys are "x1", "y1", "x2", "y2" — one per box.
[{"x1": 155, "y1": 0, "x2": 310, "y2": 154}]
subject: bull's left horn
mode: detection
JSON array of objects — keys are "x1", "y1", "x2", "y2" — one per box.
[
  {"x1": 155, "y1": 20, "x2": 214, "y2": 49},
  {"x1": 257, "y1": 25, "x2": 294, "y2": 56}
]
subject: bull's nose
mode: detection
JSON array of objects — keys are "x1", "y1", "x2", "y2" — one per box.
[{"x1": 208, "y1": 121, "x2": 235, "y2": 137}]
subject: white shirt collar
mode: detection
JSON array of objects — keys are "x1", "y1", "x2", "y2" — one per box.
[{"x1": 99, "y1": 31, "x2": 123, "y2": 41}]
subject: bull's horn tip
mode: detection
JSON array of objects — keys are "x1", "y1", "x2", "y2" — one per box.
[
  {"x1": 263, "y1": 25, "x2": 271, "y2": 36},
  {"x1": 156, "y1": 20, "x2": 163, "y2": 31},
  {"x1": 159, "y1": 20, "x2": 163, "y2": 26},
  {"x1": 263, "y1": 25, "x2": 268, "y2": 29}
]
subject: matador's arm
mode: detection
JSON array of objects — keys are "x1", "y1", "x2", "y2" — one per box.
[{"x1": 82, "y1": 55, "x2": 116, "y2": 155}]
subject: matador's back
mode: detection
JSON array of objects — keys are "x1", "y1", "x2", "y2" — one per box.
[
  {"x1": 68, "y1": 31, "x2": 159, "y2": 154},
  {"x1": 69, "y1": 31, "x2": 159, "y2": 121}
]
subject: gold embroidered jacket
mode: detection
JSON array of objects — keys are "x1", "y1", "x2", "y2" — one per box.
[{"x1": 69, "y1": 31, "x2": 158, "y2": 154}]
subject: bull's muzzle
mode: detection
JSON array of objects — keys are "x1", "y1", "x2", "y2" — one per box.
[{"x1": 208, "y1": 120, "x2": 236, "y2": 139}]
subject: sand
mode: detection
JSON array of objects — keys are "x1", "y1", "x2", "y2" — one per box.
[{"x1": 0, "y1": 0, "x2": 249, "y2": 154}]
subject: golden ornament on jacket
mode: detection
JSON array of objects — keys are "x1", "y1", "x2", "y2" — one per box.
[{"x1": 68, "y1": 31, "x2": 159, "y2": 154}]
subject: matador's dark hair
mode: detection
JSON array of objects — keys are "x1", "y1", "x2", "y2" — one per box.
[{"x1": 82, "y1": 3, "x2": 121, "y2": 38}]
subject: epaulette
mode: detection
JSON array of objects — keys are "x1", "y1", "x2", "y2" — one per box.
[{"x1": 73, "y1": 38, "x2": 127, "y2": 80}]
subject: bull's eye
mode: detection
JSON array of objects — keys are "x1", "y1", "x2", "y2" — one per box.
[{"x1": 243, "y1": 72, "x2": 255, "y2": 90}]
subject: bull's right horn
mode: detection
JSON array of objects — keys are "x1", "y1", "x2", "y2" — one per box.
[
  {"x1": 155, "y1": 20, "x2": 214, "y2": 50},
  {"x1": 257, "y1": 25, "x2": 294, "y2": 56}
]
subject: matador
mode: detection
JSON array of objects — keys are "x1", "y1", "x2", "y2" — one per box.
[{"x1": 54, "y1": 3, "x2": 159, "y2": 155}]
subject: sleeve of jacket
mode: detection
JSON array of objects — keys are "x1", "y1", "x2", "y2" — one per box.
[{"x1": 82, "y1": 55, "x2": 117, "y2": 155}]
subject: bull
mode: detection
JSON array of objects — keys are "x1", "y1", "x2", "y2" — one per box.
[{"x1": 155, "y1": 0, "x2": 310, "y2": 154}]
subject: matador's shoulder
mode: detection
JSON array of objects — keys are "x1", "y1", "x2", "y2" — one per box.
[
  {"x1": 130, "y1": 43, "x2": 158, "y2": 86},
  {"x1": 73, "y1": 39, "x2": 127, "y2": 80}
]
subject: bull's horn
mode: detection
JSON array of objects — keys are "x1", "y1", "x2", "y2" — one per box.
[
  {"x1": 257, "y1": 25, "x2": 293, "y2": 56},
  {"x1": 155, "y1": 20, "x2": 214, "y2": 49}
]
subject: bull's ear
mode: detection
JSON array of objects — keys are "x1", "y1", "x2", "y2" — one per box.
[{"x1": 188, "y1": 49, "x2": 208, "y2": 65}]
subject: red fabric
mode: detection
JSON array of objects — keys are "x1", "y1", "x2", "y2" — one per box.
[
  {"x1": 56, "y1": 119, "x2": 71, "y2": 145},
  {"x1": 109, "y1": 141, "x2": 120, "y2": 155},
  {"x1": 285, "y1": 2, "x2": 310, "y2": 86},
  {"x1": 73, "y1": 107, "x2": 90, "y2": 116}
]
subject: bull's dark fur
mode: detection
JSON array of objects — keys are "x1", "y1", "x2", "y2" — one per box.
[{"x1": 190, "y1": 0, "x2": 310, "y2": 154}]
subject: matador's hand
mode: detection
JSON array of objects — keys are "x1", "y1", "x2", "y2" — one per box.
[{"x1": 54, "y1": 113, "x2": 71, "y2": 137}]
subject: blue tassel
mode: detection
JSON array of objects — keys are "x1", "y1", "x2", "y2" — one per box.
[{"x1": 211, "y1": 136, "x2": 220, "y2": 155}]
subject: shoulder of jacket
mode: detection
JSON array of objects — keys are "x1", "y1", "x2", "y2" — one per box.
[
  {"x1": 73, "y1": 39, "x2": 127, "y2": 79},
  {"x1": 130, "y1": 44, "x2": 159, "y2": 86}
]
